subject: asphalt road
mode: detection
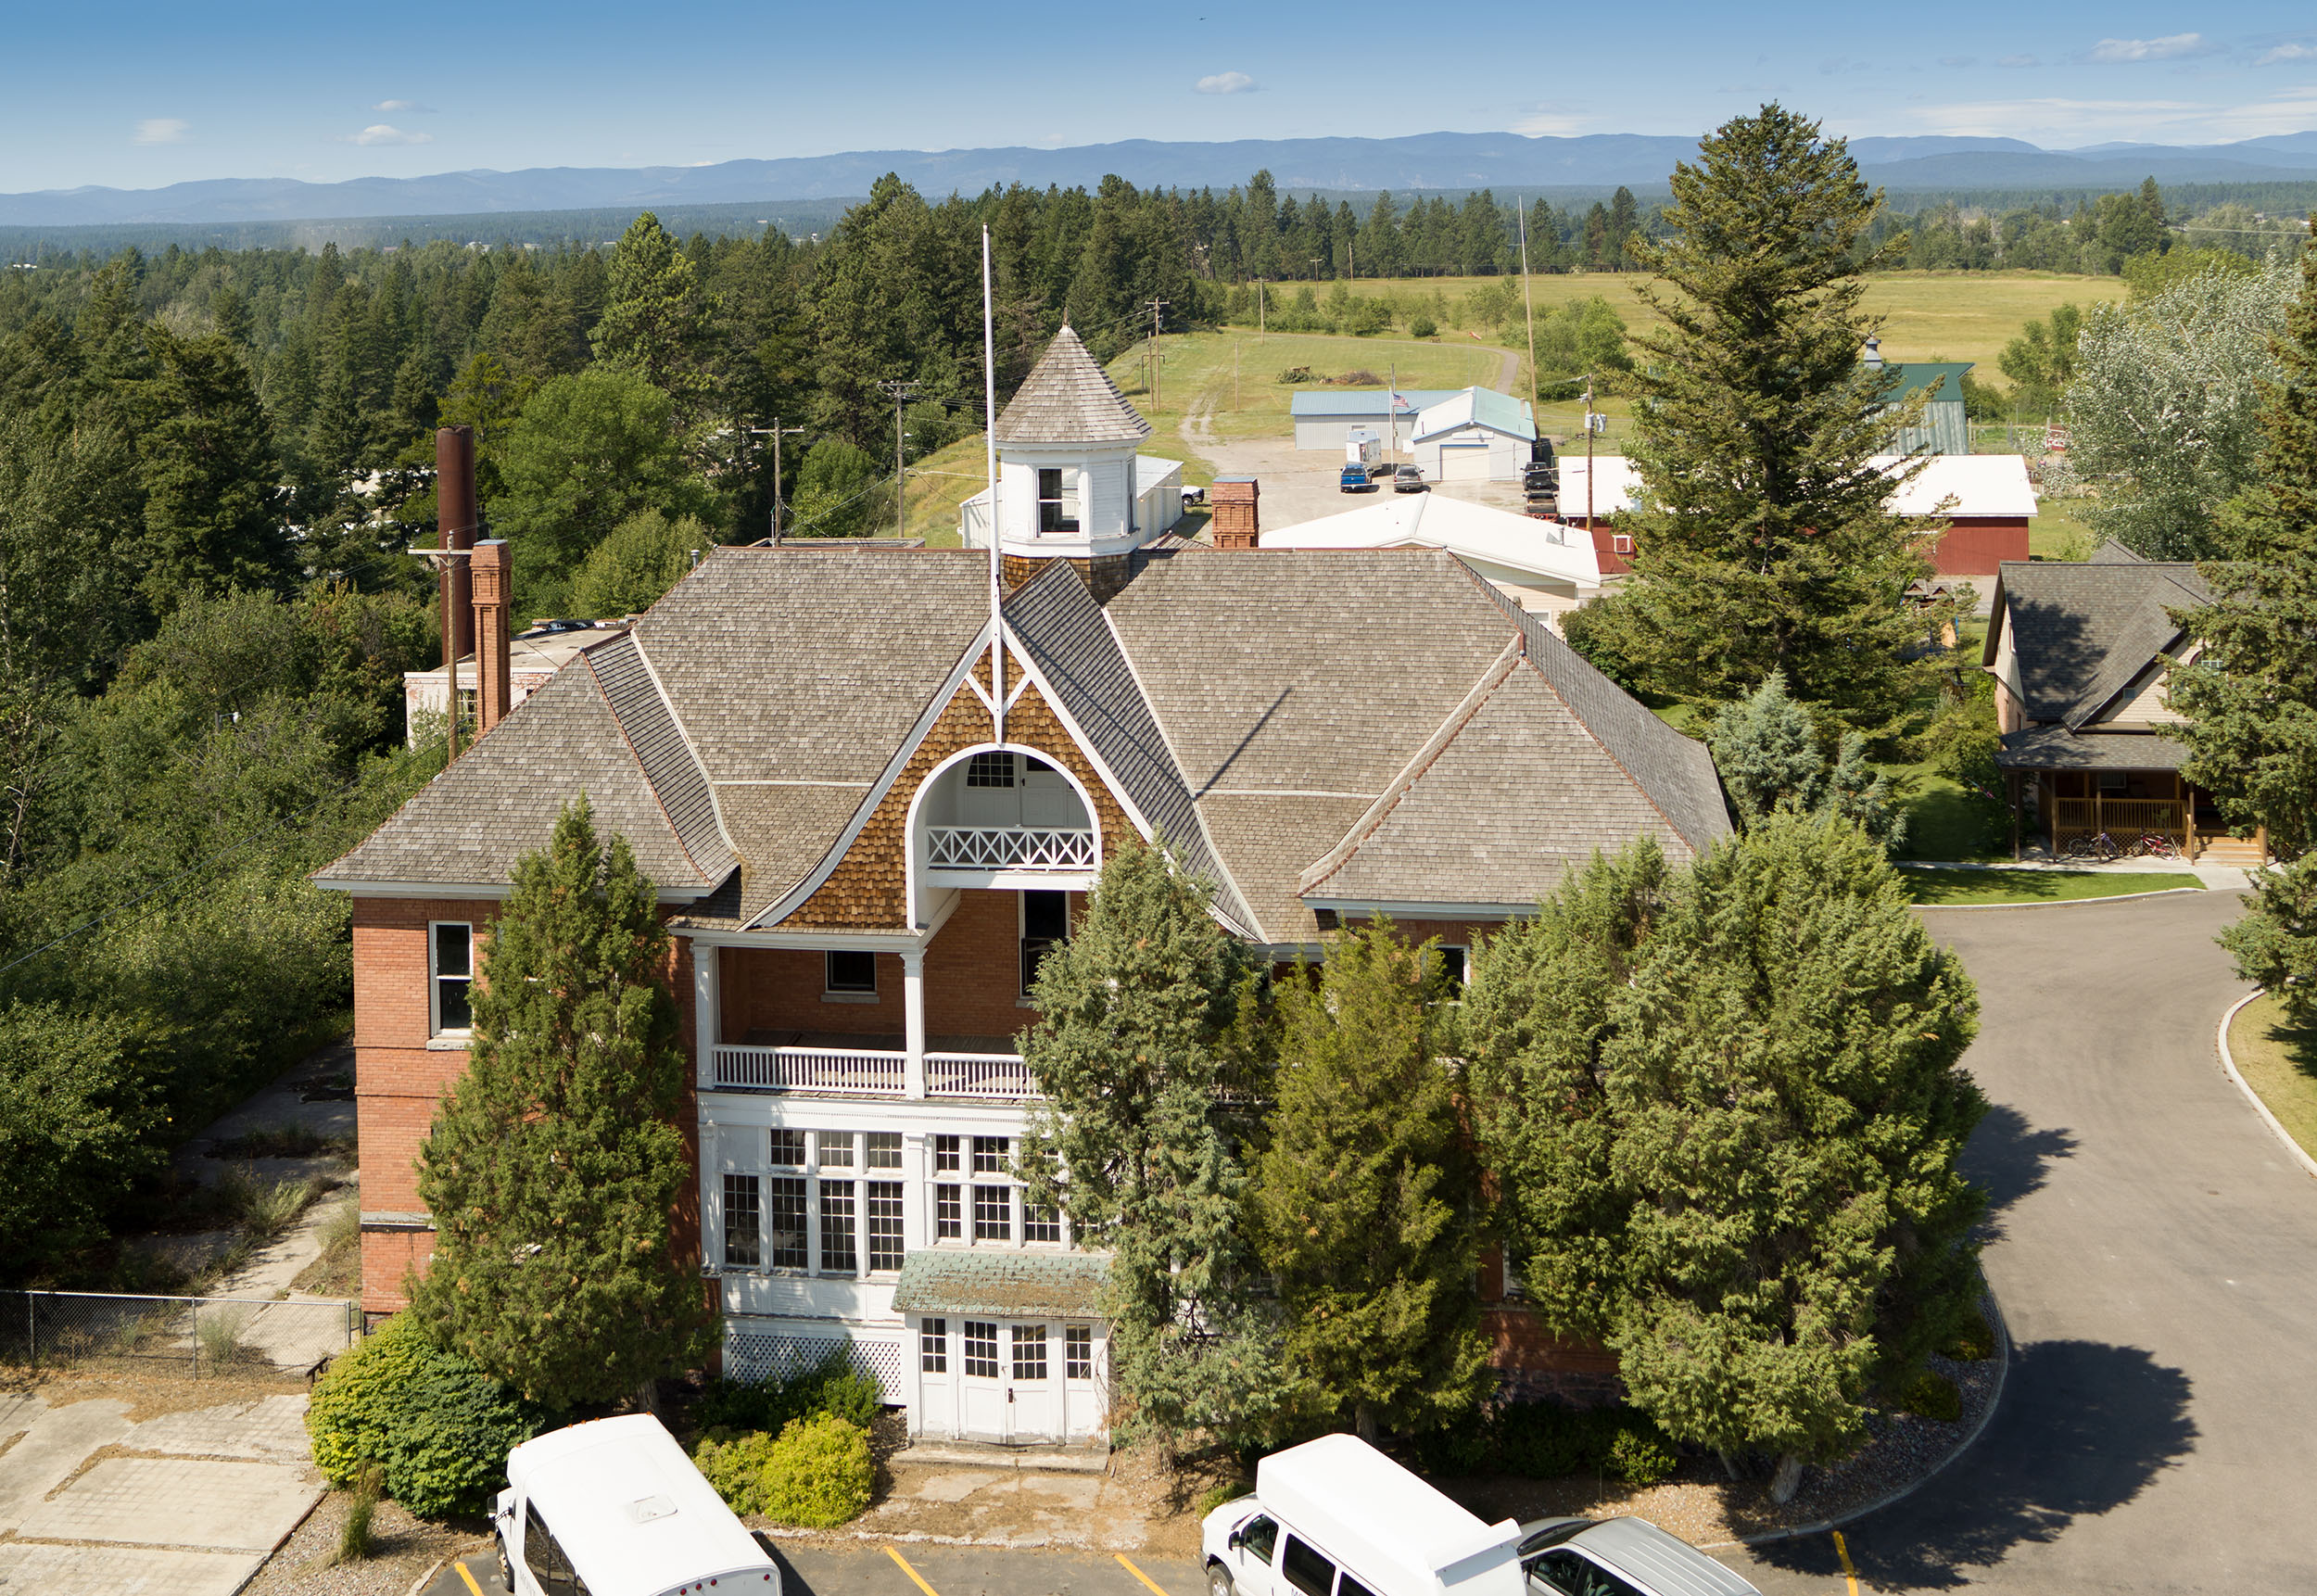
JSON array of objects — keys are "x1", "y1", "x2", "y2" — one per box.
[
  {"x1": 428, "y1": 1539, "x2": 1209, "y2": 1596},
  {"x1": 1724, "y1": 890, "x2": 2317, "y2": 1594}
]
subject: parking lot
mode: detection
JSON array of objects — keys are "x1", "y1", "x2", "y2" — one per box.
[{"x1": 1190, "y1": 434, "x2": 1528, "y2": 533}]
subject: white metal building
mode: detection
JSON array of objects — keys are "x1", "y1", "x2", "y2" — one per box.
[{"x1": 1410, "y1": 389, "x2": 1538, "y2": 483}]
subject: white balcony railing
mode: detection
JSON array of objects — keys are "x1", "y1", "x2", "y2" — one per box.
[
  {"x1": 712, "y1": 1045, "x2": 1037, "y2": 1099},
  {"x1": 926, "y1": 1052, "x2": 1038, "y2": 1099},
  {"x1": 925, "y1": 826, "x2": 1095, "y2": 870}
]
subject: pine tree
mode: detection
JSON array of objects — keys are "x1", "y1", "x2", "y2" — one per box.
[
  {"x1": 1707, "y1": 670, "x2": 1906, "y2": 847},
  {"x1": 1579, "y1": 105, "x2": 1937, "y2": 741},
  {"x1": 135, "y1": 327, "x2": 289, "y2": 608},
  {"x1": 410, "y1": 798, "x2": 712, "y2": 1410},
  {"x1": 591, "y1": 212, "x2": 714, "y2": 411},
  {"x1": 1019, "y1": 835, "x2": 1284, "y2": 1455},
  {"x1": 2168, "y1": 226, "x2": 2317, "y2": 855},
  {"x1": 1254, "y1": 918, "x2": 1488, "y2": 1442}
]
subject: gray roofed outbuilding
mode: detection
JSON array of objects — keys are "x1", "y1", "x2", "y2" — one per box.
[
  {"x1": 993, "y1": 325, "x2": 1151, "y2": 446},
  {"x1": 891, "y1": 1250, "x2": 1111, "y2": 1319}
]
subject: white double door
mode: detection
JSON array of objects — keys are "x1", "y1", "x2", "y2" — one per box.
[{"x1": 957, "y1": 1319, "x2": 1069, "y2": 1442}]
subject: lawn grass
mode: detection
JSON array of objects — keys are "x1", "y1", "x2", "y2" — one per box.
[
  {"x1": 2030, "y1": 497, "x2": 2099, "y2": 561},
  {"x1": 1899, "y1": 867, "x2": 2202, "y2": 906},
  {"x1": 2226, "y1": 994, "x2": 2317, "y2": 1162},
  {"x1": 900, "y1": 431, "x2": 989, "y2": 548},
  {"x1": 1313, "y1": 270, "x2": 2127, "y2": 392}
]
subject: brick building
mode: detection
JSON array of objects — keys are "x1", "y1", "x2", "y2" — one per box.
[{"x1": 317, "y1": 332, "x2": 1731, "y2": 1444}]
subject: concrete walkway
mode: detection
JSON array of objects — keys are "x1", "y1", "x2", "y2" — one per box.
[
  {"x1": 0, "y1": 1390, "x2": 322, "y2": 1595},
  {"x1": 1726, "y1": 891, "x2": 2317, "y2": 1592}
]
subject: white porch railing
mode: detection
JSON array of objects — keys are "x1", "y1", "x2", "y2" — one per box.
[
  {"x1": 926, "y1": 826, "x2": 1095, "y2": 870},
  {"x1": 712, "y1": 1045, "x2": 905, "y2": 1095},
  {"x1": 711, "y1": 1045, "x2": 1037, "y2": 1099},
  {"x1": 926, "y1": 1052, "x2": 1038, "y2": 1099}
]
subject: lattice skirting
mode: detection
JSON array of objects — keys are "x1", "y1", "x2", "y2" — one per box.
[{"x1": 725, "y1": 1324, "x2": 906, "y2": 1401}]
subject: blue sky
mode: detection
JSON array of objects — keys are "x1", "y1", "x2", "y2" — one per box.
[{"x1": 8, "y1": 1, "x2": 2317, "y2": 191}]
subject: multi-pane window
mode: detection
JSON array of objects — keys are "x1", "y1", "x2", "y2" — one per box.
[
  {"x1": 431, "y1": 923, "x2": 474, "y2": 1033},
  {"x1": 919, "y1": 1318, "x2": 947, "y2": 1374},
  {"x1": 767, "y1": 1177, "x2": 808, "y2": 1269},
  {"x1": 826, "y1": 950, "x2": 877, "y2": 994},
  {"x1": 1023, "y1": 1199, "x2": 1063, "y2": 1244},
  {"x1": 769, "y1": 1129, "x2": 806, "y2": 1169},
  {"x1": 972, "y1": 1135, "x2": 1010, "y2": 1174},
  {"x1": 966, "y1": 750, "x2": 1016, "y2": 787},
  {"x1": 1035, "y1": 467, "x2": 1078, "y2": 535},
  {"x1": 867, "y1": 1182, "x2": 905, "y2": 1271},
  {"x1": 1065, "y1": 1325, "x2": 1094, "y2": 1379},
  {"x1": 1012, "y1": 1324, "x2": 1047, "y2": 1381},
  {"x1": 818, "y1": 1131, "x2": 855, "y2": 1170},
  {"x1": 962, "y1": 1321, "x2": 1000, "y2": 1379},
  {"x1": 866, "y1": 1132, "x2": 903, "y2": 1170},
  {"x1": 818, "y1": 1181, "x2": 856, "y2": 1274},
  {"x1": 973, "y1": 1185, "x2": 1011, "y2": 1242},
  {"x1": 933, "y1": 1134, "x2": 960, "y2": 1172},
  {"x1": 722, "y1": 1174, "x2": 760, "y2": 1268},
  {"x1": 935, "y1": 1184, "x2": 962, "y2": 1239}
]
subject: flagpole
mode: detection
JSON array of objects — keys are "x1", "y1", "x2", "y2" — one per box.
[{"x1": 983, "y1": 224, "x2": 1005, "y2": 743}]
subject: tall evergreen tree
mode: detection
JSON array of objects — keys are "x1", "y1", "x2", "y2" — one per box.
[
  {"x1": 135, "y1": 327, "x2": 288, "y2": 607},
  {"x1": 591, "y1": 212, "x2": 714, "y2": 411},
  {"x1": 410, "y1": 797, "x2": 711, "y2": 1409},
  {"x1": 1576, "y1": 105, "x2": 1937, "y2": 741},
  {"x1": 1253, "y1": 918, "x2": 1488, "y2": 1442},
  {"x1": 1019, "y1": 836, "x2": 1284, "y2": 1455}
]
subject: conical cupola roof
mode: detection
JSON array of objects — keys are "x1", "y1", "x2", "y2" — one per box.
[{"x1": 993, "y1": 324, "x2": 1153, "y2": 446}]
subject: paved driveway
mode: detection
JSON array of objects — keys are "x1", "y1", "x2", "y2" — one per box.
[{"x1": 1726, "y1": 891, "x2": 2317, "y2": 1593}]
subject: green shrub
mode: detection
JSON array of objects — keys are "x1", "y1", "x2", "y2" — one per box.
[
  {"x1": 1903, "y1": 1371, "x2": 1962, "y2": 1424},
  {"x1": 759, "y1": 1414, "x2": 872, "y2": 1528},
  {"x1": 693, "y1": 1347, "x2": 883, "y2": 1435},
  {"x1": 1607, "y1": 1426, "x2": 1678, "y2": 1487},
  {"x1": 306, "y1": 1317, "x2": 547, "y2": 1517},
  {"x1": 693, "y1": 1427, "x2": 780, "y2": 1516},
  {"x1": 337, "y1": 1464, "x2": 383, "y2": 1564},
  {"x1": 1939, "y1": 1312, "x2": 1995, "y2": 1363},
  {"x1": 1194, "y1": 1480, "x2": 1252, "y2": 1518},
  {"x1": 1411, "y1": 316, "x2": 1438, "y2": 340}
]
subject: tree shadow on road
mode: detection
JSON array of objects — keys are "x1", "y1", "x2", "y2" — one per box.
[
  {"x1": 1963, "y1": 1102, "x2": 2078, "y2": 1241},
  {"x1": 1750, "y1": 1340, "x2": 2197, "y2": 1590}
]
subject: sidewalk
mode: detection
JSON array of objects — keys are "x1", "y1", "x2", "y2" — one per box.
[{"x1": 1899, "y1": 857, "x2": 2252, "y2": 890}]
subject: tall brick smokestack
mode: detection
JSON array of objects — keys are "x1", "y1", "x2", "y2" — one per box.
[
  {"x1": 436, "y1": 425, "x2": 477, "y2": 665},
  {"x1": 471, "y1": 540, "x2": 513, "y2": 735}
]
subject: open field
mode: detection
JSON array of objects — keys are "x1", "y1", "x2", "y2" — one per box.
[
  {"x1": 2227, "y1": 993, "x2": 2317, "y2": 1161},
  {"x1": 1290, "y1": 270, "x2": 2128, "y2": 386}
]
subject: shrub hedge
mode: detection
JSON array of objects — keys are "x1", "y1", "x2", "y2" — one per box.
[
  {"x1": 759, "y1": 1414, "x2": 873, "y2": 1527},
  {"x1": 308, "y1": 1317, "x2": 550, "y2": 1518},
  {"x1": 692, "y1": 1347, "x2": 881, "y2": 1435},
  {"x1": 1416, "y1": 1402, "x2": 1681, "y2": 1486},
  {"x1": 1903, "y1": 1370, "x2": 1963, "y2": 1424}
]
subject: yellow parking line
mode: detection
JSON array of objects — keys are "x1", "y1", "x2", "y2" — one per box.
[
  {"x1": 887, "y1": 1544, "x2": 942, "y2": 1596},
  {"x1": 456, "y1": 1561, "x2": 487, "y2": 1596},
  {"x1": 1830, "y1": 1530, "x2": 1860, "y2": 1596},
  {"x1": 1117, "y1": 1553, "x2": 1171, "y2": 1596}
]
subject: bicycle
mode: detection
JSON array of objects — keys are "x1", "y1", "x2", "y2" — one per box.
[
  {"x1": 2064, "y1": 831, "x2": 2126, "y2": 862},
  {"x1": 2133, "y1": 832, "x2": 2180, "y2": 860}
]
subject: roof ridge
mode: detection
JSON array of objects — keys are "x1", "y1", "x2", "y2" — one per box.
[{"x1": 1297, "y1": 631, "x2": 1526, "y2": 899}]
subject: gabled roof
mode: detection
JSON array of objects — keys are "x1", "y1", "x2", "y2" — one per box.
[
  {"x1": 1879, "y1": 361, "x2": 1972, "y2": 404},
  {"x1": 993, "y1": 325, "x2": 1151, "y2": 446},
  {"x1": 1983, "y1": 551, "x2": 2210, "y2": 726},
  {"x1": 1260, "y1": 491, "x2": 1600, "y2": 591},
  {"x1": 1289, "y1": 388, "x2": 1459, "y2": 418},
  {"x1": 1412, "y1": 387, "x2": 1536, "y2": 443}
]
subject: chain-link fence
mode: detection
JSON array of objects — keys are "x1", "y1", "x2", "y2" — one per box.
[{"x1": 0, "y1": 1290, "x2": 360, "y2": 1379}]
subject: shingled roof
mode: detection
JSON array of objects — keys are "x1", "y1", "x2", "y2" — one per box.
[
  {"x1": 994, "y1": 325, "x2": 1151, "y2": 446},
  {"x1": 1984, "y1": 548, "x2": 2210, "y2": 726},
  {"x1": 322, "y1": 544, "x2": 1732, "y2": 943}
]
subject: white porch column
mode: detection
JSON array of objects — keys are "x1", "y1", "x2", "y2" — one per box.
[
  {"x1": 692, "y1": 940, "x2": 719, "y2": 1091},
  {"x1": 902, "y1": 947, "x2": 927, "y2": 1099}
]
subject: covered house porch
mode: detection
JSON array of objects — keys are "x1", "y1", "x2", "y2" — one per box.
[{"x1": 1997, "y1": 727, "x2": 2253, "y2": 861}]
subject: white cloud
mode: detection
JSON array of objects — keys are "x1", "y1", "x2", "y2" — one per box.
[
  {"x1": 133, "y1": 118, "x2": 188, "y2": 146},
  {"x1": 1909, "y1": 85, "x2": 2317, "y2": 142},
  {"x1": 1996, "y1": 54, "x2": 2041, "y2": 68},
  {"x1": 1195, "y1": 70, "x2": 1257, "y2": 95},
  {"x1": 343, "y1": 123, "x2": 433, "y2": 146},
  {"x1": 1938, "y1": 56, "x2": 1977, "y2": 69},
  {"x1": 2256, "y1": 44, "x2": 2317, "y2": 65},
  {"x1": 372, "y1": 98, "x2": 436, "y2": 113},
  {"x1": 1513, "y1": 108, "x2": 1590, "y2": 136},
  {"x1": 2089, "y1": 32, "x2": 2222, "y2": 63}
]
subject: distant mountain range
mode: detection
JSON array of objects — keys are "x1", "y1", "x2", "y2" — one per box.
[{"x1": 10, "y1": 130, "x2": 2317, "y2": 228}]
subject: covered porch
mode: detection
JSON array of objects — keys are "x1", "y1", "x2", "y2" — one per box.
[{"x1": 1997, "y1": 726, "x2": 2251, "y2": 860}]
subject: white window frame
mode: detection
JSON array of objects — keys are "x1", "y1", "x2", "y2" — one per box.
[{"x1": 428, "y1": 920, "x2": 475, "y2": 1039}]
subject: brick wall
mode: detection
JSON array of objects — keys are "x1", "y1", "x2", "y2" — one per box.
[
  {"x1": 720, "y1": 947, "x2": 909, "y2": 1040},
  {"x1": 1486, "y1": 1308, "x2": 1625, "y2": 1408}
]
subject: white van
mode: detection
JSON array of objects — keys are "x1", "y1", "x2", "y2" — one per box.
[
  {"x1": 1201, "y1": 1435, "x2": 1758, "y2": 1596},
  {"x1": 493, "y1": 1414, "x2": 781, "y2": 1596}
]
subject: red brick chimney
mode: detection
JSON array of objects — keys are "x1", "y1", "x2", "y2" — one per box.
[
  {"x1": 435, "y1": 426, "x2": 477, "y2": 663},
  {"x1": 1209, "y1": 477, "x2": 1260, "y2": 549},
  {"x1": 471, "y1": 540, "x2": 513, "y2": 734}
]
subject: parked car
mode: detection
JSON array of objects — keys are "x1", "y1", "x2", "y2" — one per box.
[
  {"x1": 494, "y1": 1414, "x2": 779, "y2": 1596},
  {"x1": 1519, "y1": 1516, "x2": 1762, "y2": 1596},
  {"x1": 1340, "y1": 462, "x2": 1379, "y2": 492},
  {"x1": 1393, "y1": 464, "x2": 1427, "y2": 493}
]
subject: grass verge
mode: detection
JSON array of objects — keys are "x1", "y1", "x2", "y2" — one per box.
[
  {"x1": 2225, "y1": 994, "x2": 2317, "y2": 1161},
  {"x1": 1900, "y1": 867, "x2": 2203, "y2": 906}
]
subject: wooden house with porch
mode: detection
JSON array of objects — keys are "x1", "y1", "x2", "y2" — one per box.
[{"x1": 1982, "y1": 542, "x2": 2258, "y2": 862}]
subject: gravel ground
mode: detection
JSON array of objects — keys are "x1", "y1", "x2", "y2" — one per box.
[{"x1": 241, "y1": 1490, "x2": 487, "y2": 1596}]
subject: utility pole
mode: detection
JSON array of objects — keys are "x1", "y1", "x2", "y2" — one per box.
[
  {"x1": 1584, "y1": 374, "x2": 1597, "y2": 535},
  {"x1": 878, "y1": 379, "x2": 919, "y2": 538},
  {"x1": 745, "y1": 421, "x2": 805, "y2": 542},
  {"x1": 1145, "y1": 298, "x2": 1169, "y2": 410},
  {"x1": 1257, "y1": 279, "x2": 1265, "y2": 336},
  {"x1": 404, "y1": 545, "x2": 473, "y2": 762},
  {"x1": 1517, "y1": 200, "x2": 1541, "y2": 420}
]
